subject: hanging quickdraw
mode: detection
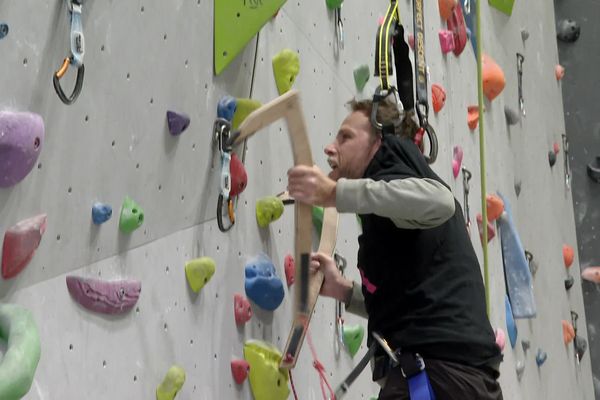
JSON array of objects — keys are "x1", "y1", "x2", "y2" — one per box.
[
  {"x1": 53, "y1": 0, "x2": 85, "y2": 105},
  {"x1": 516, "y1": 53, "x2": 525, "y2": 116},
  {"x1": 214, "y1": 117, "x2": 236, "y2": 232},
  {"x1": 333, "y1": 253, "x2": 347, "y2": 357},
  {"x1": 562, "y1": 134, "x2": 571, "y2": 189},
  {"x1": 571, "y1": 311, "x2": 588, "y2": 363},
  {"x1": 373, "y1": 0, "x2": 438, "y2": 163},
  {"x1": 462, "y1": 167, "x2": 472, "y2": 230},
  {"x1": 334, "y1": 6, "x2": 344, "y2": 53}
]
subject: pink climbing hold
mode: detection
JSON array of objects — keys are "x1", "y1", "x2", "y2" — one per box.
[
  {"x1": 234, "y1": 293, "x2": 252, "y2": 325},
  {"x1": 0, "y1": 110, "x2": 45, "y2": 188},
  {"x1": 408, "y1": 34, "x2": 415, "y2": 50},
  {"x1": 66, "y1": 276, "x2": 141, "y2": 314},
  {"x1": 476, "y1": 213, "x2": 495, "y2": 243},
  {"x1": 555, "y1": 65, "x2": 565, "y2": 81},
  {"x1": 553, "y1": 142, "x2": 560, "y2": 155},
  {"x1": 439, "y1": 30, "x2": 455, "y2": 54},
  {"x1": 1, "y1": 214, "x2": 47, "y2": 279},
  {"x1": 452, "y1": 146, "x2": 463, "y2": 178},
  {"x1": 284, "y1": 254, "x2": 295, "y2": 286},
  {"x1": 495, "y1": 329, "x2": 506, "y2": 351},
  {"x1": 231, "y1": 359, "x2": 250, "y2": 384},
  {"x1": 378, "y1": 16, "x2": 385, "y2": 25}
]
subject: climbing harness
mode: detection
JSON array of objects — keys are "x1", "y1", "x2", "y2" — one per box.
[
  {"x1": 571, "y1": 311, "x2": 588, "y2": 363},
  {"x1": 333, "y1": 332, "x2": 436, "y2": 400},
  {"x1": 373, "y1": 0, "x2": 438, "y2": 164},
  {"x1": 53, "y1": 0, "x2": 85, "y2": 105},
  {"x1": 516, "y1": 53, "x2": 525, "y2": 116},
  {"x1": 461, "y1": 167, "x2": 472, "y2": 231},
  {"x1": 562, "y1": 134, "x2": 571, "y2": 188},
  {"x1": 213, "y1": 117, "x2": 236, "y2": 232},
  {"x1": 333, "y1": 253, "x2": 347, "y2": 357}
]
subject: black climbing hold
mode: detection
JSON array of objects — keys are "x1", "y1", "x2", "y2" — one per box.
[
  {"x1": 514, "y1": 180, "x2": 522, "y2": 197},
  {"x1": 0, "y1": 23, "x2": 8, "y2": 39},
  {"x1": 565, "y1": 275, "x2": 575, "y2": 290},
  {"x1": 548, "y1": 151, "x2": 557, "y2": 167},
  {"x1": 575, "y1": 335, "x2": 587, "y2": 360},
  {"x1": 504, "y1": 106, "x2": 520, "y2": 126},
  {"x1": 587, "y1": 156, "x2": 600, "y2": 183},
  {"x1": 557, "y1": 19, "x2": 580, "y2": 43}
]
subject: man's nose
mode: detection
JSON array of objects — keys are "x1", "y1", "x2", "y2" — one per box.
[{"x1": 324, "y1": 143, "x2": 336, "y2": 156}]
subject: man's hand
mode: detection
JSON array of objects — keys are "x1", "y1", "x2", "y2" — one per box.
[
  {"x1": 287, "y1": 165, "x2": 336, "y2": 207},
  {"x1": 310, "y1": 252, "x2": 352, "y2": 302}
]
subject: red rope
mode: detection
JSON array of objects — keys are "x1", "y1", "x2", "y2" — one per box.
[{"x1": 289, "y1": 369, "x2": 300, "y2": 400}]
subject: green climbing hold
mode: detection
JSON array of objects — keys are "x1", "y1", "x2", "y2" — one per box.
[
  {"x1": 119, "y1": 196, "x2": 144, "y2": 233},
  {"x1": 185, "y1": 257, "x2": 216, "y2": 293},
  {"x1": 256, "y1": 196, "x2": 284, "y2": 228},
  {"x1": 214, "y1": 0, "x2": 287, "y2": 75},
  {"x1": 326, "y1": 0, "x2": 344, "y2": 9},
  {"x1": 272, "y1": 49, "x2": 300, "y2": 95},
  {"x1": 488, "y1": 0, "x2": 515, "y2": 15},
  {"x1": 343, "y1": 324, "x2": 365, "y2": 357},
  {"x1": 156, "y1": 365, "x2": 186, "y2": 400},
  {"x1": 353, "y1": 64, "x2": 370, "y2": 92},
  {"x1": 244, "y1": 340, "x2": 289, "y2": 400},
  {"x1": 232, "y1": 98, "x2": 262, "y2": 130},
  {"x1": 0, "y1": 304, "x2": 41, "y2": 400},
  {"x1": 312, "y1": 206, "x2": 324, "y2": 236}
]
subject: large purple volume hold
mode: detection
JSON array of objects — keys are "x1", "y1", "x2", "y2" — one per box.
[
  {"x1": 66, "y1": 276, "x2": 141, "y2": 314},
  {"x1": 0, "y1": 111, "x2": 45, "y2": 188}
]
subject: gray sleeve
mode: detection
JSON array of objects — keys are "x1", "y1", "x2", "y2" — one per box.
[
  {"x1": 344, "y1": 281, "x2": 368, "y2": 318},
  {"x1": 335, "y1": 177, "x2": 456, "y2": 229}
]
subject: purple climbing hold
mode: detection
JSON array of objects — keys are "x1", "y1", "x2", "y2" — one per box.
[
  {"x1": 166, "y1": 111, "x2": 190, "y2": 136},
  {"x1": 0, "y1": 111, "x2": 45, "y2": 188},
  {"x1": 217, "y1": 96, "x2": 237, "y2": 122},
  {"x1": 66, "y1": 276, "x2": 141, "y2": 314}
]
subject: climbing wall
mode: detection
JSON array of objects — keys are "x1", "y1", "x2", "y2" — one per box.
[{"x1": 0, "y1": 0, "x2": 594, "y2": 399}]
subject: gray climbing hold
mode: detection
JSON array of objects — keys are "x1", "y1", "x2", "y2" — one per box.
[
  {"x1": 504, "y1": 106, "x2": 520, "y2": 125},
  {"x1": 521, "y1": 339, "x2": 530, "y2": 352},
  {"x1": 521, "y1": 29, "x2": 529, "y2": 41},
  {"x1": 575, "y1": 335, "x2": 587, "y2": 361},
  {"x1": 557, "y1": 19, "x2": 580, "y2": 43},
  {"x1": 514, "y1": 180, "x2": 522, "y2": 197},
  {"x1": 516, "y1": 360, "x2": 525, "y2": 380}
]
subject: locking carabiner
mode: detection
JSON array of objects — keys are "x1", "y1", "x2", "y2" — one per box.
[
  {"x1": 333, "y1": 253, "x2": 347, "y2": 355},
  {"x1": 214, "y1": 118, "x2": 236, "y2": 232},
  {"x1": 54, "y1": 0, "x2": 85, "y2": 105}
]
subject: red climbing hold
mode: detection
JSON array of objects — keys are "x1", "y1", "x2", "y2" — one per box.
[
  {"x1": 231, "y1": 359, "x2": 250, "y2": 384},
  {"x1": 234, "y1": 293, "x2": 252, "y2": 325},
  {"x1": 563, "y1": 244, "x2": 574, "y2": 268},
  {"x1": 553, "y1": 142, "x2": 560, "y2": 155},
  {"x1": 229, "y1": 153, "x2": 248, "y2": 197},
  {"x1": 486, "y1": 194, "x2": 504, "y2": 222},
  {"x1": 2, "y1": 214, "x2": 47, "y2": 279},
  {"x1": 477, "y1": 213, "x2": 496, "y2": 243},
  {"x1": 284, "y1": 254, "x2": 295, "y2": 286},
  {"x1": 446, "y1": 5, "x2": 467, "y2": 56},
  {"x1": 431, "y1": 84, "x2": 446, "y2": 113},
  {"x1": 482, "y1": 54, "x2": 506, "y2": 101},
  {"x1": 439, "y1": 30, "x2": 455, "y2": 54}
]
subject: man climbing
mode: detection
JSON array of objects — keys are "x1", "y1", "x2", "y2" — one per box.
[{"x1": 287, "y1": 97, "x2": 503, "y2": 400}]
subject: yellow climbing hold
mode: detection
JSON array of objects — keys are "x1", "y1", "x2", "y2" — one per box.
[
  {"x1": 272, "y1": 49, "x2": 300, "y2": 95},
  {"x1": 184, "y1": 257, "x2": 216, "y2": 293},
  {"x1": 256, "y1": 196, "x2": 284, "y2": 228},
  {"x1": 232, "y1": 98, "x2": 262, "y2": 130},
  {"x1": 244, "y1": 340, "x2": 289, "y2": 400},
  {"x1": 156, "y1": 365, "x2": 185, "y2": 400}
]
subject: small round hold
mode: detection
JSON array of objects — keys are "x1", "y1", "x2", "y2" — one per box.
[
  {"x1": 0, "y1": 23, "x2": 8, "y2": 39},
  {"x1": 565, "y1": 275, "x2": 575, "y2": 290},
  {"x1": 548, "y1": 151, "x2": 557, "y2": 167},
  {"x1": 521, "y1": 29, "x2": 530, "y2": 41},
  {"x1": 521, "y1": 339, "x2": 531, "y2": 352},
  {"x1": 535, "y1": 349, "x2": 548, "y2": 366},
  {"x1": 557, "y1": 19, "x2": 580, "y2": 43},
  {"x1": 516, "y1": 360, "x2": 525, "y2": 380},
  {"x1": 504, "y1": 106, "x2": 520, "y2": 125}
]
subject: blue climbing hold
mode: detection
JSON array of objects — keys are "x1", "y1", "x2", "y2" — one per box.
[
  {"x1": 92, "y1": 203, "x2": 112, "y2": 225},
  {"x1": 505, "y1": 295, "x2": 518, "y2": 349},
  {"x1": 166, "y1": 111, "x2": 190, "y2": 136},
  {"x1": 244, "y1": 254, "x2": 284, "y2": 311},
  {"x1": 218, "y1": 96, "x2": 237, "y2": 123},
  {"x1": 0, "y1": 23, "x2": 8, "y2": 40},
  {"x1": 535, "y1": 349, "x2": 547, "y2": 366}
]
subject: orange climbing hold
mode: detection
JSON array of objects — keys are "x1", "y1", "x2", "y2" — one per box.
[
  {"x1": 467, "y1": 106, "x2": 479, "y2": 130},
  {"x1": 486, "y1": 194, "x2": 504, "y2": 222},
  {"x1": 438, "y1": 0, "x2": 457, "y2": 21},
  {"x1": 562, "y1": 320, "x2": 575, "y2": 344},
  {"x1": 477, "y1": 213, "x2": 496, "y2": 243},
  {"x1": 431, "y1": 84, "x2": 446, "y2": 113},
  {"x1": 555, "y1": 65, "x2": 565, "y2": 80},
  {"x1": 482, "y1": 54, "x2": 506, "y2": 101},
  {"x1": 563, "y1": 244, "x2": 574, "y2": 268}
]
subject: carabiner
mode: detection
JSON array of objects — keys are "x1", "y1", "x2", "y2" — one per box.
[
  {"x1": 334, "y1": 253, "x2": 347, "y2": 355},
  {"x1": 217, "y1": 194, "x2": 235, "y2": 232},
  {"x1": 462, "y1": 167, "x2": 472, "y2": 229},
  {"x1": 516, "y1": 53, "x2": 525, "y2": 116},
  {"x1": 421, "y1": 123, "x2": 438, "y2": 164},
  {"x1": 53, "y1": 57, "x2": 85, "y2": 105},
  {"x1": 370, "y1": 85, "x2": 403, "y2": 132},
  {"x1": 562, "y1": 134, "x2": 571, "y2": 189},
  {"x1": 335, "y1": 7, "x2": 344, "y2": 51}
]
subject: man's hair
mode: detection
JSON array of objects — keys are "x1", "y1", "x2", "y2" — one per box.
[{"x1": 347, "y1": 97, "x2": 419, "y2": 140}]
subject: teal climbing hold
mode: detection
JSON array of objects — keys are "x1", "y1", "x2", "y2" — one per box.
[
  {"x1": 342, "y1": 324, "x2": 365, "y2": 357},
  {"x1": 256, "y1": 196, "x2": 284, "y2": 228},
  {"x1": 119, "y1": 196, "x2": 144, "y2": 233},
  {"x1": 185, "y1": 257, "x2": 216, "y2": 293},
  {"x1": 353, "y1": 65, "x2": 370, "y2": 92},
  {"x1": 272, "y1": 49, "x2": 300, "y2": 95},
  {"x1": 156, "y1": 365, "x2": 186, "y2": 400},
  {"x1": 0, "y1": 304, "x2": 41, "y2": 400}
]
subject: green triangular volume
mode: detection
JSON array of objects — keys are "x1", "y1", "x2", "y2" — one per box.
[
  {"x1": 214, "y1": 0, "x2": 287, "y2": 75},
  {"x1": 488, "y1": 0, "x2": 515, "y2": 16}
]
